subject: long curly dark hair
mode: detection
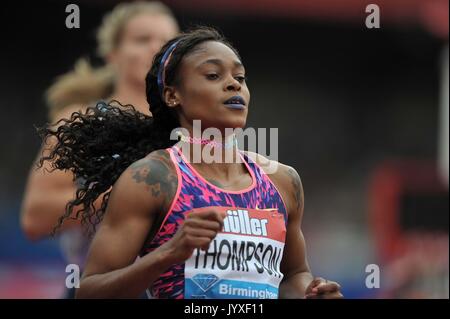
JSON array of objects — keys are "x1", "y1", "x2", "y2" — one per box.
[{"x1": 38, "y1": 26, "x2": 241, "y2": 236}]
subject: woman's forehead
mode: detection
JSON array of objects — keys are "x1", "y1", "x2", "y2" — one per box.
[
  {"x1": 182, "y1": 41, "x2": 243, "y2": 69},
  {"x1": 124, "y1": 13, "x2": 178, "y2": 39}
]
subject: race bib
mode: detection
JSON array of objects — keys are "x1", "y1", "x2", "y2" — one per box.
[{"x1": 184, "y1": 206, "x2": 286, "y2": 299}]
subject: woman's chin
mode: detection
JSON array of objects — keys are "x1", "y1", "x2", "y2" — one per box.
[{"x1": 221, "y1": 119, "x2": 247, "y2": 131}]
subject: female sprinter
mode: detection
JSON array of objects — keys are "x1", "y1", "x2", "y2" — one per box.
[{"x1": 40, "y1": 27, "x2": 343, "y2": 299}]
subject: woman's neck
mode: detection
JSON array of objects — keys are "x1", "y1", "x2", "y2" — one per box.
[
  {"x1": 111, "y1": 77, "x2": 151, "y2": 116},
  {"x1": 176, "y1": 131, "x2": 247, "y2": 186}
]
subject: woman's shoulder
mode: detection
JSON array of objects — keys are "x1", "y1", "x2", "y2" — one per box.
[
  {"x1": 50, "y1": 103, "x2": 87, "y2": 124},
  {"x1": 243, "y1": 150, "x2": 303, "y2": 213},
  {"x1": 113, "y1": 148, "x2": 178, "y2": 211},
  {"x1": 128, "y1": 148, "x2": 177, "y2": 179},
  {"x1": 242, "y1": 150, "x2": 298, "y2": 177}
]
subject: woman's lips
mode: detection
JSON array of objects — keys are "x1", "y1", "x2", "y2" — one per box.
[
  {"x1": 223, "y1": 95, "x2": 246, "y2": 110},
  {"x1": 223, "y1": 103, "x2": 246, "y2": 110}
]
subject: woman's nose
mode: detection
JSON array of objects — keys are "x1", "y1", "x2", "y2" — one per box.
[{"x1": 226, "y1": 78, "x2": 241, "y2": 91}]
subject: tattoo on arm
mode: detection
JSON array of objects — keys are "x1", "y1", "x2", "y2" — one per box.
[
  {"x1": 285, "y1": 167, "x2": 304, "y2": 212},
  {"x1": 130, "y1": 150, "x2": 177, "y2": 209}
]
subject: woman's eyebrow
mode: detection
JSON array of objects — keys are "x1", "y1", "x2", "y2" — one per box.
[{"x1": 196, "y1": 58, "x2": 244, "y2": 69}]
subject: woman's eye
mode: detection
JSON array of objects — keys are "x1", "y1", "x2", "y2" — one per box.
[
  {"x1": 235, "y1": 76, "x2": 247, "y2": 83},
  {"x1": 206, "y1": 74, "x2": 219, "y2": 80},
  {"x1": 135, "y1": 36, "x2": 150, "y2": 44}
]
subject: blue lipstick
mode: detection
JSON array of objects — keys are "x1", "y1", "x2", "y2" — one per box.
[{"x1": 223, "y1": 95, "x2": 246, "y2": 110}]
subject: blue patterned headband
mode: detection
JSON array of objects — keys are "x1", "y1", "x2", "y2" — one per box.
[{"x1": 157, "y1": 40, "x2": 181, "y2": 99}]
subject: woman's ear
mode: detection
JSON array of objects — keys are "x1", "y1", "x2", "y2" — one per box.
[{"x1": 163, "y1": 86, "x2": 180, "y2": 108}]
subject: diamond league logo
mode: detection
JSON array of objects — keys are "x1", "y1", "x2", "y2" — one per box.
[{"x1": 192, "y1": 274, "x2": 220, "y2": 293}]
